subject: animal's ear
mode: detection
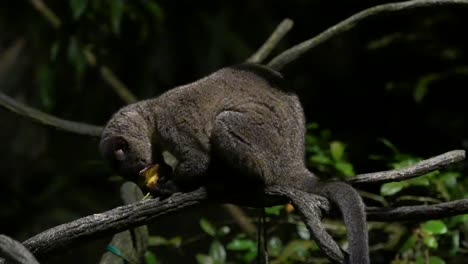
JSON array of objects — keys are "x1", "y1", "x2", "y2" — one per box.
[{"x1": 100, "y1": 136, "x2": 129, "y2": 159}]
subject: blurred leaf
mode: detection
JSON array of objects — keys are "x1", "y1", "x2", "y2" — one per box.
[
  {"x1": 144, "y1": 1, "x2": 165, "y2": 21},
  {"x1": 381, "y1": 182, "x2": 406, "y2": 196},
  {"x1": 67, "y1": 37, "x2": 86, "y2": 77},
  {"x1": 200, "y1": 218, "x2": 216, "y2": 237},
  {"x1": 209, "y1": 240, "x2": 226, "y2": 263},
  {"x1": 169, "y1": 236, "x2": 182, "y2": 247},
  {"x1": 268, "y1": 236, "x2": 283, "y2": 256},
  {"x1": 449, "y1": 230, "x2": 460, "y2": 256},
  {"x1": 196, "y1": 254, "x2": 214, "y2": 264},
  {"x1": 144, "y1": 251, "x2": 158, "y2": 264},
  {"x1": 439, "y1": 172, "x2": 460, "y2": 188},
  {"x1": 330, "y1": 141, "x2": 345, "y2": 161},
  {"x1": 414, "y1": 74, "x2": 439, "y2": 103},
  {"x1": 422, "y1": 220, "x2": 447, "y2": 235},
  {"x1": 265, "y1": 205, "x2": 283, "y2": 216},
  {"x1": 278, "y1": 240, "x2": 313, "y2": 262},
  {"x1": 447, "y1": 214, "x2": 468, "y2": 227},
  {"x1": 110, "y1": 0, "x2": 125, "y2": 34},
  {"x1": 429, "y1": 256, "x2": 446, "y2": 264},
  {"x1": 70, "y1": 0, "x2": 88, "y2": 19},
  {"x1": 217, "y1": 226, "x2": 230, "y2": 237},
  {"x1": 379, "y1": 138, "x2": 399, "y2": 154},
  {"x1": 50, "y1": 41, "x2": 60, "y2": 61},
  {"x1": 148, "y1": 236, "x2": 168, "y2": 246},
  {"x1": 37, "y1": 65, "x2": 54, "y2": 111},
  {"x1": 296, "y1": 222, "x2": 310, "y2": 240},
  {"x1": 400, "y1": 234, "x2": 417, "y2": 252},
  {"x1": 334, "y1": 161, "x2": 355, "y2": 177},
  {"x1": 423, "y1": 235, "x2": 438, "y2": 248},
  {"x1": 227, "y1": 238, "x2": 256, "y2": 251},
  {"x1": 310, "y1": 154, "x2": 332, "y2": 165}
]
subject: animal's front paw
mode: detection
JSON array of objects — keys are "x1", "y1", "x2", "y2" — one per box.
[{"x1": 149, "y1": 180, "x2": 180, "y2": 198}]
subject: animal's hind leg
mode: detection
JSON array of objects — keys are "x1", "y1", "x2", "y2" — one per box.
[{"x1": 211, "y1": 110, "x2": 275, "y2": 185}]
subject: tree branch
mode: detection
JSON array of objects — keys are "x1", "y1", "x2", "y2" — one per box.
[
  {"x1": 0, "y1": 92, "x2": 102, "y2": 137},
  {"x1": 267, "y1": 0, "x2": 468, "y2": 71},
  {"x1": 0, "y1": 235, "x2": 39, "y2": 264},
  {"x1": 348, "y1": 150, "x2": 465, "y2": 185},
  {"x1": 247, "y1": 18, "x2": 294, "y2": 64},
  {"x1": 99, "y1": 182, "x2": 149, "y2": 264},
  {"x1": 367, "y1": 198, "x2": 468, "y2": 221}
]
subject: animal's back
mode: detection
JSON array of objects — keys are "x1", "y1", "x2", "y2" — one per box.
[{"x1": 154, "y1": 64, "x2": 309, "y2": 187}]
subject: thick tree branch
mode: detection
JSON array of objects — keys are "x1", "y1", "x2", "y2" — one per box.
[
  {"x1": 349, "y1": 150, "x2": 465, "y2": 185},
  {"x1": 0, "y1": 92, "x2": 102, "y2": 137},
  {"x1": 23, "y1": 188, "x2": 209, "y2": 260},
  {"x1": 0, "y1": 235, "x2": 39, "y2": 264},
  {"x1": 247, "y1": 18, "x2": 294, "y2": 63},
  {"x1": 267, "y1": 0, "x2": 468, "y2": 71}
]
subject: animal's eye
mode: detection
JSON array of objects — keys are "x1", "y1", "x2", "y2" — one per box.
[{"x1": 114, "y1": 149, "x2": 126, "y2": 161}]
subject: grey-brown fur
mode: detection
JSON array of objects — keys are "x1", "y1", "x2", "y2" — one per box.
[{"x1": 100, "y1": 63, "x2": 369, "y2": 263}]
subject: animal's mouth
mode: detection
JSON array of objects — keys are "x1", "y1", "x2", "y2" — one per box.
[{"x1": 139, "y1": 164, "x2": 160, "y2": 190}]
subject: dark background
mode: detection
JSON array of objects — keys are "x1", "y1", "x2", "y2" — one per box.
[{"x1": 1, "y1": 0, "x2": 467, "y2": 263}]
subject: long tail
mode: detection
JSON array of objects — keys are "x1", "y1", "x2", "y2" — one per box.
[{"x1": 318, "y1": 180, "x2": 369, "y2": 264}]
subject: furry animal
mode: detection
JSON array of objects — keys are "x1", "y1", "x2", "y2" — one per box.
[{"x1": 100, "y1": 63, "x2": 369, "y2": 263}]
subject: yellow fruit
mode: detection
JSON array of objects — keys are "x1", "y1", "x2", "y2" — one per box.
[{"x1": 139, "y1": 164, "x2": 160, "y2": 190}]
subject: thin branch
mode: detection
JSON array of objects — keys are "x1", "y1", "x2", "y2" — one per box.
[
  {"x1": 247, "y1": 18, "x2": 294, "y2": 64},
  {"x1": 367, "y1": 198, "x2": 468, "y2": 221},
  {"x1": 348, "y1": 150, "x2": 466, "y2": 185},
  {"x1": 83, "y1": 50, "x2": 138, "y2": 104},
  {"x1": 29, "y1": 0, "x2": 137, "y2": 104},
  {"x1": 0, "y1": 92, "x2": 102, "y2": 137},
  {"x1": 29, "y1": 0, "x2": 61, "y2": 29},
  {"x1": 222, "y1": 204, "x2": 257, "y2": 237},
  {"x1": 267, "y1": 0, "x2": 468, "y2": 71}
]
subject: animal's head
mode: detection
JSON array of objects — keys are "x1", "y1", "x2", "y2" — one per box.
[{"x1": 99, "y1": 106, "x2": 153, "y2": 180}]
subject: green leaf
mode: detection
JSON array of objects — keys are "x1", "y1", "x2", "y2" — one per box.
[
  {"x1": 330, "y1": 141, "x2": 345, "y2": 161},
  {"x1": 449, "y1": 230, "x2": 459, "y2": 256},
  {"x1": 200, "y1": 218, "x2": 216, "y2": 237},
  {"x1": 110, "y1": 0, "x2": 125, "y2": 34},
  {"x1": 227, "y1": 238, "x2": 256, "y2": 251},
  {"x1": 37, "y1": 65, "x2": 54, "y2": 111},
  {"x1": 422, "y1": 220, "x2": 447, "y2": 235},
  {"x1": 196, "y1": 254, "x2": 214, "y2": 264},
  {"x1": 169, "y1": 236, "x2": 182, "y2": 247},
  {"x1": 268, "y1": 236, "x2": 283, "y2": 256},
  {"x1": 429, "y1": 256, "x2": 446, "y2": 264},
  {"x1": 148, "y1": 236, "x2": 168, "y2": 246},
  {"x1": 209, "y1": 240, "x2": 226, "y2": 263},
  {"x1": 423, "y1": 235, "x2": 438, "y2": 248},
  {"x1": 399, "y1": 234, "x2": 417, "y2": 252},
  {"x1": 67, "y1": 37, "x2": 86, "y2": 77},
  {"x1": 70, "y1": 0, "x2": 88, "y2": 19},
  {"x1": 144, "y1": 251, "x2": 158, "y2": 264},
  {"x1": 265, "y1": 205, "x2": 283, "y2": 215},
  {"x1": 379, "y1": 138, "x2": 399, "y2": 154},
  {"x1": 296, "y1": 223, "x2": 310, "y2": 240},
  {"x1": 440, "y1": 172, "x2": 460, "y2": 187},
  {"x1": 50, "y1": 41, "x2": 60, "y2": 61},
  {"x1": 144, "y1": 1, "x2": 165, "y2": 21},
  {"x1": 278, "y1": 240, "x2": 312, "y2": 262},
  {"x1": 380, "y1": 182, "x2": 406, "y2": 196},
  {"x1": 334, "y1": 161, "x2": 355, "y2": 177},
  {"x1": 310, "y1": 154, "x2": 332, "y2": 165},
  {"x1": 217, "y1": 226, "x2": 230, "y2": 237}
]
